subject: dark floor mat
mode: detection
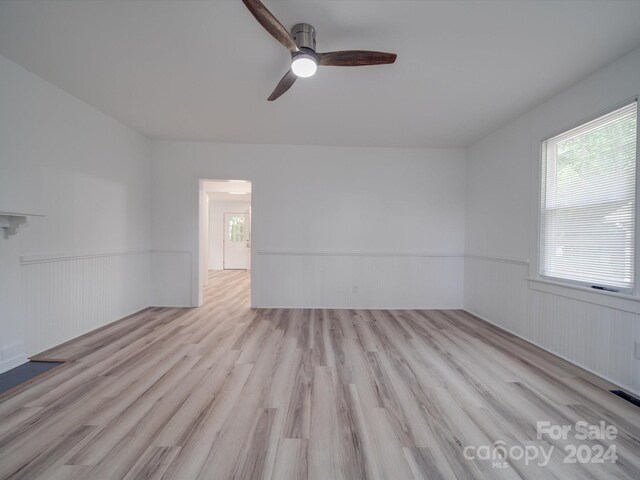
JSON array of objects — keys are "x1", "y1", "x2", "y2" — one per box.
[{"x1": 0, "y1": 361, "x2": 63, "y2": 395}]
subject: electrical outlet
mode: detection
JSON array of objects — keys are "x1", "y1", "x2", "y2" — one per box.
[{"x1": 635, "y1": 340, "x2": 640, "y2": 360}]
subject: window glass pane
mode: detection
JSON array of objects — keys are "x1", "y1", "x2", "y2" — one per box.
[
  {"x1": 227, "y1": 216, "x2": 245, "y2": 242},
  {"x1": 540, "y1": 102, "x2": 637, "y2": 290}
]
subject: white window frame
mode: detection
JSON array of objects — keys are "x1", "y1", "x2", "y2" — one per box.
[{"x1": 536, "y1": 98, "x2": 639, "y2": 295}]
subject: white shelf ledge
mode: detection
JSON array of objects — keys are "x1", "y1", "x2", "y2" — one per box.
[{"x1": 0, "y1": 211, "x2": 45, "y2": 239}]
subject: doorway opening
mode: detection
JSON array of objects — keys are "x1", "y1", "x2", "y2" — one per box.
[{"x1": 199, "y1": 179, "x2": 252, "y2": 306}]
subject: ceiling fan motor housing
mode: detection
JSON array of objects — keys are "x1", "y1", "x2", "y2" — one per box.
[{"x1": 291, "y1": 23, "x2": 316, "y2": 52}]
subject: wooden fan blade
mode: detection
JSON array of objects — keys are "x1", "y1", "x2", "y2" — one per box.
[
  {"x1": 318, "y1": 51, "x2": 397, "y2": 67},
  {"x1": 268, "y1": 70, "x2": 297, "y2": 101},
  {"x1": 242, "y1": 0, "x2": 298, "y2": 52}
]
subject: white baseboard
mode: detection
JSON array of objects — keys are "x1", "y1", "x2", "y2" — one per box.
[{"x1": 150, "y1": 304, "x2": 194, "y2": 308}]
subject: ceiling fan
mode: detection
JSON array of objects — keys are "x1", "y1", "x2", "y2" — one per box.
[{"x1": 241, "y1": 0, "x2": 397, "y2": 101}]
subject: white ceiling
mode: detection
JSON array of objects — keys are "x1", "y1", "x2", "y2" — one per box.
[{"x1": 2, "y1": 1, "x2": 640, "y2": 148}]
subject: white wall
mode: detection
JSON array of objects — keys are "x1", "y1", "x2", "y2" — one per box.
[
  {"x1": 465, "y1": 46, "x2": 640, "y2": 394},
  {"x1": 3, "y1": 32, "x2": 637, "y2": 397},
  {"x1": 151, "y1": 142, "x2": 466, "y2": 308},
  {"x1": 209, "y1": 198, "x2": 251, "y2": 271},
  {"x1": 8, "y1": 25, "x2": 637, "y2": 396},
  {"x1": 0, "y1": 55, "x2": 151, "y2": 371}
]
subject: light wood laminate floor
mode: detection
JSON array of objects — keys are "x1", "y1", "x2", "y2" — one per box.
[{"x1": 1, "y1": 270, "x2": 639, "y2": 479}]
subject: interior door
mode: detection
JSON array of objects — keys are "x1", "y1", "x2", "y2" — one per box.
[{"x1": 223, "y1": 213, "x2": 250, "y2": 269}]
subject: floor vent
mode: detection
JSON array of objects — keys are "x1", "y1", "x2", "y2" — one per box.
[
  {"x1": 0, "y1": 361, "x2": 63, "y2": 395},
  {"x1": 609, "y1": 390, "x2": 640, "y2": 408}
]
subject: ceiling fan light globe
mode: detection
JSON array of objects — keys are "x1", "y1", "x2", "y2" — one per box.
[{"x1": 291, "y1": 55, "x2": 317, "y2": 78}]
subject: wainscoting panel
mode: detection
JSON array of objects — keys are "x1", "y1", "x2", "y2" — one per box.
[
  {"x1": 254, "y1": 251, "x2": 464, "y2": 309},
  {"x1": 21, "y1": 250, "x2": 150, "y2": 356},
  {"x1": 463, "y1": 256, "x2": 529, "y2": 337},
  {"x1": 150, "y1": 250, "x2": 192, "y2": 307},
  {"x1": 0, "y1": 341, "x2": 27, "y2": 373},
  {"x1": 464, "y1": 255, "x2": 640, "y2": 395}
]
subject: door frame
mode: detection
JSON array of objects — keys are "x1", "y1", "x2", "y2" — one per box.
[{"x1": 197, "y1": 178, "x2": 253, "y2": 307}]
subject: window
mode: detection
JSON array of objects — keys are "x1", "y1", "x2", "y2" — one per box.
[
  {"x1": 540, "y1": 101, "x2": 638, "y2": 292},
  {"x1": 227, "y1": 215, "x2": 246, "y2": 242}
]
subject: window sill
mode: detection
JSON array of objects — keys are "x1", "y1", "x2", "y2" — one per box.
[{"x1": 528, "y1": 277, "x2": 640, "y2": 315}]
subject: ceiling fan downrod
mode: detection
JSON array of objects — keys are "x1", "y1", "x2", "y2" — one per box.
[{"x1": 291, "y1": 23, "x2": 316, "y2": 52}]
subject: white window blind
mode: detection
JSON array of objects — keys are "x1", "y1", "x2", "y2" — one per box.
[{"x1": 540, "y1": 101, "x2": 638, "y2": 291}]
